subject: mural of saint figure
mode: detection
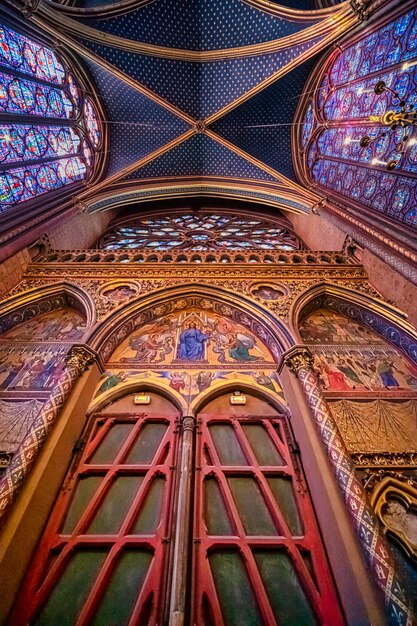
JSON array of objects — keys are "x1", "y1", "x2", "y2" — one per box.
[{"x1": 177, "y1": 323, "x2": 210, "y2": 361}]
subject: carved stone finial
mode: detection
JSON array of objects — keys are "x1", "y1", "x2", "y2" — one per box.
[
  {"x1": 284, "y1": 348, "x2": 315, "y2": 374},
  {"x1": 66, "y1": 346, "x2": 95, "y2": 373}
]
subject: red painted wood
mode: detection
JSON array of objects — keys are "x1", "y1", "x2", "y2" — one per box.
[
  {"x1": 11, "y1": 412, "x2": 179, "y2": 626},
  {"x1": 192, "y1": 412, "x2": 345, "y2": 626}
]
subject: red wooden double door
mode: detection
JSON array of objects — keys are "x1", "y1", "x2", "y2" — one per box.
[{"x1": 12, "y1": 392, "x2": 344, "y2": 626}]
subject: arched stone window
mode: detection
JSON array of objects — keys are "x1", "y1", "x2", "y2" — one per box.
[
  {"x1": 0, "y1": 22, "x2": 102, "y2": 210},
  {"x1": 296, "y1": 7, "x2": 417, "y2": 228}
]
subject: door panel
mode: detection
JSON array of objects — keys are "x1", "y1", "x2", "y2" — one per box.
[
  {"x1": 12, "y1": 413, "x2": 178, "y2": 626},
  {"x1": 12, "y1": 395, "x2": 344, "y2": 626},
  {"x1": 193, "y1": 410, "x2": 344, "y2": 626}
]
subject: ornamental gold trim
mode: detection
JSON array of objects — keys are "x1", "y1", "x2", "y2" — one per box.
[{"x1": 370, "y1": 477, "x2": 417, "y2": 562}]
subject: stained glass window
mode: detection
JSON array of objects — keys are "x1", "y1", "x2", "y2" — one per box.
[
  {"x1": 0, "y1": 23, "x2": 101, "y2": 212},
  {"x1": 299, "y1": 8, "x2": 417, "y2": 228},
  {"x1": 98, "y1": 214, "x2": 301, "y2": 252}
]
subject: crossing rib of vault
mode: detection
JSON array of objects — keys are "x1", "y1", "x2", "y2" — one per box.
[{"x1": 33, "y1": 0, "x2": 357, "y2": 212}]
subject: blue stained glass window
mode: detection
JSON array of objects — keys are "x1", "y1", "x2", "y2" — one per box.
[
  {"x1": 0, "y1": 26, "x2": 65, "y2": 84},
  {"x1": 0, "y1": 125, "x2": 81, "y2": 164},
  {"x1": 98, "y1": 214, "x2": 301, "y2": 252},
  {"x1": 0, "y1": 157, "x2": 86, "y2": 208},
  {"x1": 301, "y1": 102, "x2": 314, "y2": 148},
  {"x1": 0, "y1": 23, "x2": 102, "y2": 212},
  {"x1": 301, "y1": 8, "x2": 417, "y2": 229}
]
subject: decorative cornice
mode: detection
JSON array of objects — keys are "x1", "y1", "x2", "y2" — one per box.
[
  {"x1": 20, "y1": 263, "x2": 367, "y2": 281},
  {"x1": 352, "y1": 452, "x2": 417, "y2": 468},
  {"x1": 35, "y1": 248, "x2": 353, "y2": 266}
]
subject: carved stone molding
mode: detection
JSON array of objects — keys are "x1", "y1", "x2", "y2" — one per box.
[
  {"x1": 182, "y1": 416, "x2": 197, "y2": 432},
  {"x1": 369, "y1": 477, "x2": 417, "y2": 562}
]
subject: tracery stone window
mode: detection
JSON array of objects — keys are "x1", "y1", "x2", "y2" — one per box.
[
  {"x1": 0, "y1": 23, "x2": 101, "y2": 210},
  {"x1": 297, "y1": 8, "x2": 417, "y2": 227},
  {"x1": 98, "y1": 213, "x2": 301, "y2": 252}
]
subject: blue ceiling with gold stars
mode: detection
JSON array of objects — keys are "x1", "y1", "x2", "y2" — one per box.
[
  {"x1": 42, "y1": 0, "x2": 355, "y2": 203},
  {"x1": 76, "y1": 0, "x2": 320, "y2": 50}
]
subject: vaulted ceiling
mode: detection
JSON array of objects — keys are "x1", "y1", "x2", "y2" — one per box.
[{"x1": 31, "y1": 0, "x2": 356, "y2": 214}]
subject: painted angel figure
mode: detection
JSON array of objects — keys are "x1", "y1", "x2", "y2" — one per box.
[{"x1": 228, "y1": 332, "x2": 261, "y2": 362}]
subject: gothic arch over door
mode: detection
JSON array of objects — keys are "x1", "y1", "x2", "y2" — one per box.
[{"x1": 11, "y1": 388, "x2": 344, "y2": 626}]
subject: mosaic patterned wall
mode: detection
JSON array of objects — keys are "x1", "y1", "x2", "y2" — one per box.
[
  {"x1": 0, "y1": 23, "x2": 101, "y2": 210},
  {"x1": 299, "y1": 8, "x2": 417, "y2": 227}
]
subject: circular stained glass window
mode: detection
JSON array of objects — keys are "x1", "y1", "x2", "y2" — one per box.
[{"x1": 98, "y1": 213, "x2": 302, "y2": 252}]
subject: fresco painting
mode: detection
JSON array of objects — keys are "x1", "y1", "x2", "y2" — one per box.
[
  {"x1": 111, "y1": 309, "x2": 274, "y2": 365},
  {"x1": 0, "y1": 343, "x2": 69, "y2": 390},
  {"x1": 251, "y1": 285, "x2": 285, "y2": 301},
  {"x1": 313, "y1": 347, "x2": 417, "y2": 392},
  {"x1": 300, "y1": 309, "x2": 417, "y2": 394},
  {"x1": 299, "y1": 308, "x2": 380, "y2": 344},
  {"x1": 102, "y1": 284, "x2": 138, "y2": 302},
  {"x1": 1, "y1": 307, "x2": 85, "y2": 342},
  {"x1": 329, "y1": 399, "x2": 417, "y2": 454},
  {"x1": 0, "y1": 399, "x2": 44, "y2": 454},
  {"x1": 95, "y1": 368, "x2": 284, "y2": 403}
]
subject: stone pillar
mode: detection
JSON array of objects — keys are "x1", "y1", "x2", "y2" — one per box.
[
  {"x1": 0, "y1": 345, "x2": 97, "y2": 524},
  {"x1": 169, "y1": 415, "x2": 196, "y2": 626},
  {"x1": 280, "y1": 346, "x2": 414, "y2": 626}
]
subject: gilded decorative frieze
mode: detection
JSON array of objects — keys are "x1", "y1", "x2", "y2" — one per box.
[
  {"x1": 352, "y1": 452, "x2": 417, "y2": 468},
  {"x1": 2, "y1": 262, "x2": 377, "y2": 326},
  {"x1": 22, "y1": 264, "x2": 368, "y2": 281}
]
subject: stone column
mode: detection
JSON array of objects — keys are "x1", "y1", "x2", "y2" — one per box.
[
  {"x1": 280, "y1": 346, "x2": 414, "y2": 626},
  {"x1": 0, "y1": 345, "x2": 97, "y2": 524},
  {"x1": 169, "y1": 415, "x2": 196, "y2": 626}
]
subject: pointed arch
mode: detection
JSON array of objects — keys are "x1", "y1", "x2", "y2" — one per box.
[
  {"x1": 87, "y1": 283, "x2": 294, "y2": 362},
  {"x1": 289, "y1": 281, "x2": 417, "y2": 365},
  {"x1": 190, "y1": 379, "x2": 289, "y2": 416},
  {"x1": 0, "y1": 281, "x2": 95, "y2": 335},
  {"x1": 87, "y1": 379, "x2": 187, "y2": 415},
  {"x1": 83, "y1": 183, "x2": 313, "y2": 217}
]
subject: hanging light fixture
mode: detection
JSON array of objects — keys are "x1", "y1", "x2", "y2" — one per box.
[{"x1": 358, "y1": 79, "x2": 417, "y2": 170}]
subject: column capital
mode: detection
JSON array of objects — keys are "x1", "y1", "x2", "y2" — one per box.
[
  {"x1": 278, "y1": 346, "x2": 315, "y2": 375},
  {"x1": 65, "y1": 345, "x2": 103, "y2": 374},
  {"x1": 181, "y1": 416, "x2": 196, "y2": 432},
  {"x1": 350, "y1": 0, "x2": 370, "y2": 22}
]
